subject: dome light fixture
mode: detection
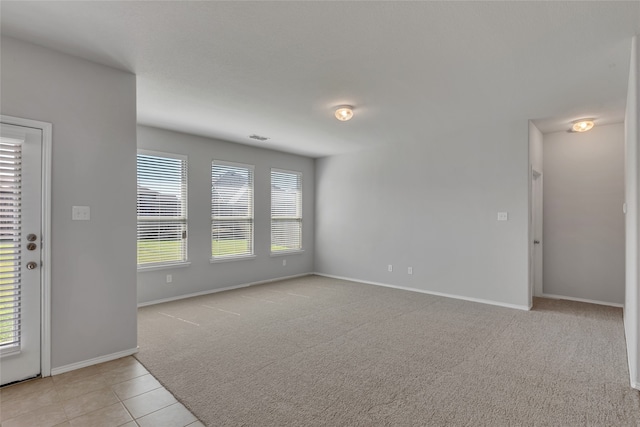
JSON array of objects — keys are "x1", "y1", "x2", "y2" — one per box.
[
  {"x1": 334, "y1": 106, "x2": 354, "y2": 121},
  {"x1": 571, "y1": 119, "x2": 594, "y2": 133}
]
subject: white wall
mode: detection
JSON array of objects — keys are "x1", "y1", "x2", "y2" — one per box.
[
  {"x1": 624, "y1": 35, "x2": 639, "y2": 390},
  {"x1": 315, "y1": 123, "x2": 530, "y2": 309},
  {"x1": 137, "y1": 126, "x2": 315, "y2": 304},
  {"x1": 543, "y1": 124, "x2": 625, "y2": 305},
  {"x1": 1, "y1": 37, "x2": 138, "y2": 369}
]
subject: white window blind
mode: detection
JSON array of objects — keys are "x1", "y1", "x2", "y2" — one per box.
[
  {"x1": 212, "y1": 162, "x2": 254, "y2": 259},
  {"x1": 137, "y1": 151, "x2": 188, "y2": 267},
  {"x1": 0, "y1": 139, "x2": 22, "y2": 350},
  {"x1": 271, "y1": 169, "x2": 302, "y2": 253}
]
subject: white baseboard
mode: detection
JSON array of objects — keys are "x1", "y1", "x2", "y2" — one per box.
[
  {"x1": 137, "y1": 273, "x2": 313, "y2": 307},
  {"x1": 314, "y1": 273, "x2": 531, "y2": 311},
  {"x1": 540, "y1": 293, "x2": 623, "y2": 308},
  {"x1": 50, "y1": 347, "x2": 138, "y2": 376},
  {"x1": 632, "y1": 380, "x2": 640, "y2": 391}
]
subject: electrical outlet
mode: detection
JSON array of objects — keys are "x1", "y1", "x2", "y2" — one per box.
[
  {"x1": 166, "y1": 274, "x2": 172, "y2": 283},
  {"x1": 283, "y1": 259, "x2": 286, "y2": 266},
  {"x1": 388, "y1": 264, "x2": 393, "y2": 272},
  {"x1": 497, "y1": 212, "x2": 508, "y2": 221},
  {"x1": 72, "y1": 206, "x2": 90, "y2": 221},
  {"x1": 408, "y1": 267, "x2": 413, "y2": 275}
]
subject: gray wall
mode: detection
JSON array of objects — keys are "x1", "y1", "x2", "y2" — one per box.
[
  {"x1": 543, "y1": 124, "x2": 625, "y2": 304},
  {"x1": 137, "y1": 125, "x2": 315, "y2": 304},
  {"x1": 315, "y1": 123, "x2": 530, "y2": 309},
  {"x1": 1, "y1": 37, "x2": 138, "y2": 369},
  {"x1": 624, "y1": 35, "x2": 639, "y2": 389}
]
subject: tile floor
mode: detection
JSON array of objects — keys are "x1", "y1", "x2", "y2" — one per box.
[{"x1": 0, "y1": 356, "x2": 203, "y2": 427}]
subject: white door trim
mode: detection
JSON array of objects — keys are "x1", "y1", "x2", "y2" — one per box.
[
  {"x1": 1, "y1": 115, "x2": 52, "y2": 378},
  {"x1": 532, "y1": 169, "x2": 543, "y2": 299},
  {"x1": 529, "y1": 166, "x2": 543, "y2": 306}
]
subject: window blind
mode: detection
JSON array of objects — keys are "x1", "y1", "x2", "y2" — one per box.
[
  {"x1": 0, "y1": 139, "x2": 22, "y2": 350},
  {"x1": 271, "y1": 169, "x2": 302, "y2": 253},
  {"x1": 212, "y1": 162, "x2": 254, "y2": 258},
  {"x1": 137, "y1": 152, "x2": 188, "y2": 267}
]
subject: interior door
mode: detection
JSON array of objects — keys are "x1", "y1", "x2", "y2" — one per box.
[
  {"x1": 532, "y1": 171, "x2": 543, "y2": 297},
  {"x1": 0, "y1": 123, "x2": 42, "y2": 385}
]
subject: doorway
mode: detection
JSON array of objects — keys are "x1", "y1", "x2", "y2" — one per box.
[{"x1": 0, "y1": 116, "x2": 51, "y2": 386}]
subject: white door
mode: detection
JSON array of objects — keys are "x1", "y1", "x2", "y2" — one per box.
[
  {"x1": 0, "y1": 123, "x2": 42, "y2": 385},
  {"x1": 532, "y1": 171, "x2": 543, "y2": 297}
]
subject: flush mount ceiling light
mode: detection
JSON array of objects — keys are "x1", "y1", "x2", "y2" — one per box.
[
  {"x1": 571, "y1": 119, "x2": 595, "y2": 133},
  {"x1": 334, "y1": 106, "x2": 354, "y2": 121}
]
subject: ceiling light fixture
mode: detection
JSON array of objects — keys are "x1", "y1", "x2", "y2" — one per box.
[
  {"x1": 571, "y1": 119, "x2": 594, "y2": 133},
  {"x1": 334, "y1": 106, "x2": 354, "y2": 121}
]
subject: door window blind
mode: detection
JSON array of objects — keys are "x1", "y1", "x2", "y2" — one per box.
[
  {"x1": 212, "y1": 161, "x2": 254, "y2": 259},
  {"x1": 0, "y1": 139, "x2": 22, "y2": 351},
  {"x1": 271, "y1": 169, "x2": 302, "y2": 253},
  {"x1": 137, "y1": 151, "x2": 188, "y2": 267}
]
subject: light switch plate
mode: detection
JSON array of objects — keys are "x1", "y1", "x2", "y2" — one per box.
[
  {"x1": 497, "y1": 212, "x2": 508, "y2": 221},
  {"x1": 72, "y1": 206, "x2": 90, "y2": 220}
]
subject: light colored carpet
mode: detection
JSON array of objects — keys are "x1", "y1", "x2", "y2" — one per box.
[{"x1": 136, "y1": 275, "x2": 640, "y2": 426}]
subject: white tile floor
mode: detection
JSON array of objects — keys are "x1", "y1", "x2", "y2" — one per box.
[{"x1": 0, "y1": 356, "x2": 203, "y2": 427}]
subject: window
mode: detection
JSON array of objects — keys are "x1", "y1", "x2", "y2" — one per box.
[
  {"x1": 0, "y1": 137, "x2": 22, "y2": 353},
  {"x1": 212, "y1": 161, "x2": 254, "y2": 259},
  {"x1": 271, "y1": 169, "x2": 302, "y2": 253},
  {"x1": 137, "y1": 151, "x2": 188, "y2": 268}
]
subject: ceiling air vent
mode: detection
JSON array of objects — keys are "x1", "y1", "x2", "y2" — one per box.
[{"x1": 249, "y1": 134, "x2": 269, "y2": 141}]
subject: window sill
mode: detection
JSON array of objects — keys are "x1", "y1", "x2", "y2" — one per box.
[
  {"x1": 137, "y1": 261, "x2": 191, "y2": 272},
  {"x1": 270, "y1": 249, "x2": 304, "y2": 257},
  {"x1": 210, "y1": 255, "x2": 256, "y2": 264}
]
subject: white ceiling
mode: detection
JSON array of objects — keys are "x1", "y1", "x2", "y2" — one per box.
[{"x1": 1, "y1": 1, "x2": 639, "y2": 157}]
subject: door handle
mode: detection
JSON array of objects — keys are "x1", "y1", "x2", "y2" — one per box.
[
  {"x1": 26, "y1": 261, "x2": 38, "y2": 270},
  {"x1": 534, "y1": 240, "x2": 540, "y2": 245}
]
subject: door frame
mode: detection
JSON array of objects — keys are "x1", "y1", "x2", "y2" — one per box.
[
  {"x1": 1, "y1": 115, "x2": 52, "y2": 378},
  {"x1": 529, "y1": 165, "x2": 543, "y2": 307},
  {"x1": 531, "y1": 169, "x2": 543, "y2": 299}
]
